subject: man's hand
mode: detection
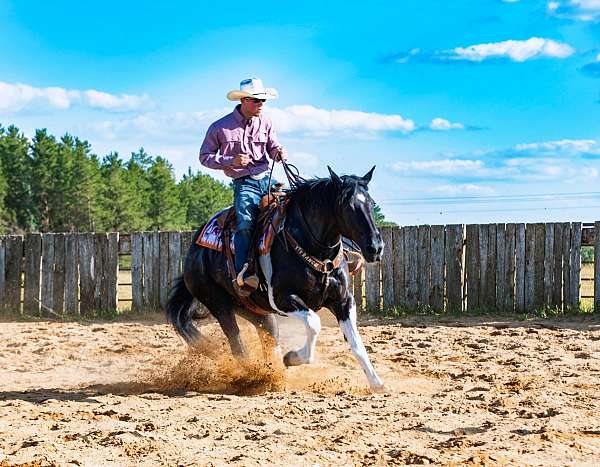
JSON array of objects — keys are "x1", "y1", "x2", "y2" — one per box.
[
  {"x1": 232, "y1": 153, "x2": 252, "y2": 168},
  {"x1": 275, "y1": 147, "x2": 287, "y2": 162}
]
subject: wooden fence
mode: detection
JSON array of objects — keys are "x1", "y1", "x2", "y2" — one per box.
[{"x1": 0, "y1": 222, "x2": 599, "y2": 315}]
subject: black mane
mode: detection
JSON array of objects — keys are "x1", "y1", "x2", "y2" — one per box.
[{"x1": 286, "y1": 175, "x2": 367, "y2": 207}]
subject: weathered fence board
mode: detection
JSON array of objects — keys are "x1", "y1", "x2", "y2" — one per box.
[
  {"x1": 159, "y1": 231, "x2": 170, "y2": 308},
  {"x1": 24, "y1": 234, "x2": 42, "y2": 314},
  {"x1": 131, "y1": 233, "x2": 143, "y2": 312},
  {"x1": 41, "y1": 233, "x2": 55, "y2": 314},
  {"x1": 515, "y1": 224, "x2": 526, "y2": 313},
  {"x1": 534, "y1": 223, "x2": 545, "y2": 309},
  {"x1": 78, "y1": 234, "x2": 95, "y2": 315},
  {"x1": 0, "y1": 238, "x2": 5, "y2": 310},
  {"x1": 505, "y1": 224, "x2": 516, "y2": 312},
  {"x1": 543, "y1": 224, "x2": 554, "y2": 308},
  {"x1": 569, "y1": 223, "x2": 582, "y2": 308},
  {"x1": 64, "y1": 233, "x2": 79, "y2": 314},
  {"x1": 524, "y1": 223, "x2": 536, "y2": 312},
  {"x1": 5, "y1": 236, "x2": 23, "y2": 312},
  {"x1": 466, "y1": 224, "x2": 480, "y2": 310},
  {"x1": 405, "y1": 226, "x2": 418, "y2": 309},
  {"x1": 445, "y1": 225, "x2": 463, "y2": 312},
  {"x1": 430, "y1": 225, "x2": 444, "y2": 312},
  {"x1": 94, "y1": 233, "x2": 107, "y2": 310},
  {"x1": 168, "y1": 232, "x2": 182, "y2": 291},
  {"x1": 392, "y1": 227, "x2": 405, "y2": 307},
  {"x1": 417, "y1": 226, "x2": 431, "y2": 307},
  {"x1": 595, "y1": 221, "x2": 600, "y2": 312},
  {"x1": 553, "y1": 223, "x2": 564, "y2": 308},
  {"x1": 142, "y1": 232, "x2": 154, "y2": 310},
  {"x1": 53, "y1": 233, "x2": 65, "y2": 314},
  {"x1": 365, "y1": 262, "x2": 380, "y2": 312},
  {"x1": 380, "y1": 227, "x2": 394, "y2": 311},
  {"x1": 562, "y1": 223, "x2": 571, "y2": 310},
  {"x1": 496, "y1": 224, "x2": 506, "y2": 311},
  {"x1": 485, "y1": 224, "x2": 497, "y2": 310},
  {"x1": 107, "y1": 233, "x2": 119, "y2": 311}
]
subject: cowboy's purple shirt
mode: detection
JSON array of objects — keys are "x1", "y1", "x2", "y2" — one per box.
[{"x1": 199, "y1": 104, "x2": 282, "y2": 179}]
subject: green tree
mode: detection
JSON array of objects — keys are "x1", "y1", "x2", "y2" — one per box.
[
  {"x1": 0, "y1": 125, "x2": 33, "y2": 232},
  {"x1": 30, "y1": 129, "x2": 60, "y2": 231},
  {"x1": 97, "y1": 152, "x2": 144, "y2": 231},
  {"x1": 146, "y1": 156, "x2": 185, "y2": 230},
  {"x1": 178, "y1": 168, "x2": 233, "y2": 228},
  {"x1": 0, "y1": 158, "x2": 7, "y2": 233},
  {"x1": 373, "y1": 203, "x2": 397, "y2": 227},
  {"x1": 67, "y1": 138, "x2": 103, "y2": 231},
  {"x1": 125, "y1": 148, "x2": 153, "y2": 229}
]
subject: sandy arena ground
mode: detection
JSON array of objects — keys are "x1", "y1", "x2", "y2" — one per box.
[{"x1": 1, "y1": 311, "x2": 600, "y2": 466}]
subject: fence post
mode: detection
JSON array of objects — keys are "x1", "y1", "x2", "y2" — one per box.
[
  {"x1": 392, "y1": 227, "x2": 405, "y2": 308},
  {"x1": 131, "y1": 232, "x2": 144, "y2": 312},
  {"x1": 405, "y1": 226, "x2": 418, "y2": 309},
  {"x1": 466, "y1": 224, "x2": 480, "y2": 311},
  {"x1": 380, "y1": 227, "x2": 394, "y2": 311},
  {"x1": 64, "y1": 233, "x2": 79, "y2": 314},
  {"x1": 53, "y1": 233, "x2": 65, "y2": 314},
  {"x1": 5, "y1": 236, "x2": 23, "y2": 313},
  {"x1": 24, "y1": 233, "x2": 42, "y2": 314},
  {"x1": 505, "y1": 224, "x2": 516, "y2": 312},
  {"x1": 570, "y1": 223, "x2": 582, "y2": 309},
  {"x1": 0, "y1": 237, "x2": 5, "y2": 310},
  {"x1": 445, "y1": 225, "x2": 463, "y2": 313},
  {"x1": 430, "y1": 225, "x2": 444, "y2": 313},
  {"x1": 595, "y1": 221, "x2": 600, "y2": 312}
]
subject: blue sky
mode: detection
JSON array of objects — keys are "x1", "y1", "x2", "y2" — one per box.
[{"x1": 1, "y1": 0, "x2": 600, "y2": 225}]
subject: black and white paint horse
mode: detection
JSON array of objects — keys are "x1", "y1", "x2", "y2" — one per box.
[{"x1": 166, "y1": 166, "x2": 385, "y2": 390}]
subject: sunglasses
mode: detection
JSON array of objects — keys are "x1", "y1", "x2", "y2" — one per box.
[{"x1": 244, "y1": 97, "x2": 266, "y2": 104}]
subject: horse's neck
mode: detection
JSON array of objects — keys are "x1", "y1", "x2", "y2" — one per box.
[{"x1": 288, "y1": 198, "x2": 340, "y2": 257}]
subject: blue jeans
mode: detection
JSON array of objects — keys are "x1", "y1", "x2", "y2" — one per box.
[{"x1": 233, "y1": 176, "x2": 271, "y2": 273}]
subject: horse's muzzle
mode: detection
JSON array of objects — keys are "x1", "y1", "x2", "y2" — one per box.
[{"x1": 364, "y1": 239, "x2": 384, "y2": 263}]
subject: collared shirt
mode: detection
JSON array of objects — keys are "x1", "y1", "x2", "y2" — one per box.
[{"x1": 199, "y1": 105, "x2": 282, "y2": 179}]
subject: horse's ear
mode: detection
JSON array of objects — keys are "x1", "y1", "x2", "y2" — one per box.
[
  {"x1": 328, "y1": 166, "x2": 342, "y2": 186},
  {"x1": 362, "y1": 166, "x2": 376, "y2": 184}
]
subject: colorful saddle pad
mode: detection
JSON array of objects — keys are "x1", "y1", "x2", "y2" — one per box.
[{"x1": 196, "y1": 204, "x2": 286, "y2": 256}]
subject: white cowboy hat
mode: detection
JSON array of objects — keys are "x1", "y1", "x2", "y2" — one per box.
[{"x1": 226, "y1": 78, "x2": 279, "y2": 101}]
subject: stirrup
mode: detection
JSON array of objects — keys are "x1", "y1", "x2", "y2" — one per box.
[{"x1": 236, "y1": 263, "x2": 259, "y2": 290}]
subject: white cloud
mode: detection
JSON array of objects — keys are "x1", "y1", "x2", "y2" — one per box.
[
  {"x1": 451, "y1": 37, "x2": 574, "y2": 62},
  {"x1": 392, "y1": 159, "x2": 485, "y2": 176},
  {"x1": 390, "y1": 38, "x2": 574, "y2": 64},
  {"x1": 267, "y1": 105, "x2": 415, "y2": 134},
  {"x1": 0, "y1": 81, "x2": 154, "y2": 114},
  {"x1": 547, "y1": 1, "x2": 600, "y2": 21},
  {"x1": 514, "y1": 139, "x2": 600, "y2": 155},
  {"x1": 429, "y1": 118, "x2": 465, "y2": 130},
  {"x1": 429, "y1": 184, "x2": 497, "y2": 196}
]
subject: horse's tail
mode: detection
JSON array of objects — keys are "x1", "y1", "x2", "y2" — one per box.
[{"x1": 165, "y1": 276, "x2": 199, "y2": 344}]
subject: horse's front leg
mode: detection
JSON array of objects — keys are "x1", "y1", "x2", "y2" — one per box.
[
  {"x1": 283, "y1": 308, "x2": 321, "y2": 366},
  {"x1": 336, "y1": 295, "x2": 385, "y2": 391}
]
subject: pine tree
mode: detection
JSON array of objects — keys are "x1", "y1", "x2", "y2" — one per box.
[
  {"x1": 97, "y1": 152, "x2": 144, "y2": 231},
  {"x1": 125, "y1": 148, "x2": 153, "y2": 230},
  {"x1": 0, "y1": 156, "x2": 8, "y2": 234},
  {"x1": 0, "y1": 125, "x2": 33, "y2": 232},
  {"x1": 146, "y1": 156, "x2": 185, "y2": 230},
  {"x1": 30, "y1": 129, "x2": 60, "y2": 231},
  {"x1": 68, "y1": 138, "x2": 103, "y2": 231}
]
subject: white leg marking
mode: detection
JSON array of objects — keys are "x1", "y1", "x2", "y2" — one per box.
[
  {"x1": 259, "y1": 254, "x2": 285, "y2": 314},
  {"x1": 339, "y1": 301, "x2": 384, "y2": 390},
  {"x1": 287, "y1": 309, "x2": 321, "y2": 364}
]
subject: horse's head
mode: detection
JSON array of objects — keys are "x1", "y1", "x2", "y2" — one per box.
[{"x1": 328, "y1": 166, "x2": 383, "y2": 263}]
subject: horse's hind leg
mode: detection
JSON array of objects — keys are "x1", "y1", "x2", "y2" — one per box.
[
  {"x1": 189, "y1": 283, "x2": 248, "y2": 358},
  {"x1": 235, "y1": 308, "x2": 280, "y2": 361}
]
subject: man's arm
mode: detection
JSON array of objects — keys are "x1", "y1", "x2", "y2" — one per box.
[
  {"x1": 199, "y1": 124, "x2": 234, "y2": 170},
  {"x1": 265, "y1": 124, "x2": 286, "y2": 161}
]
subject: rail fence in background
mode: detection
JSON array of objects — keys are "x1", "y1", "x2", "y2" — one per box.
[{"x1": 0, "y1": 222, "x2": 598, "y2": 315}]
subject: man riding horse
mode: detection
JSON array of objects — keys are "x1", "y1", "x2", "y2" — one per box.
[
  {"x1": 168, "y1": 78, "x2": 386, "y2": 391},
  {"x1": 199, "y1": 78, "x2": 287, "y2": 297}
]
